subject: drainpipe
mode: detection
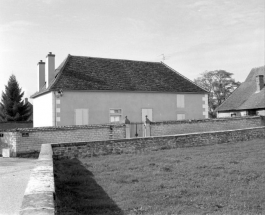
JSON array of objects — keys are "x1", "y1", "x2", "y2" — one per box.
[{"x1": 54, "y1": 91, "x2": 56, "y2": 126}]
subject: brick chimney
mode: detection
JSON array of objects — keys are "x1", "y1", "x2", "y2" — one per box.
[
  {"x1": 256, "y1": 75, "x2": 264, "y2": 92},
  {"x1": 37, "y1": 60, "x2": 45, "y2": 91},
  {"x1": 45, "y1": 52, "x2": 55, "y2": 87}
]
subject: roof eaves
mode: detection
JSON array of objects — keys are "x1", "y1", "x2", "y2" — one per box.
[
  {"x1": 30, "y1": 89, "x2": 51, "y2": 98},
  {"x1": 161, "y1": 62, "x2": 209, "y2": 93}
]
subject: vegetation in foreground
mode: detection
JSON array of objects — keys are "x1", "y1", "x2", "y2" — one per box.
[{"x1": 54, "y1": 139, "x2": 265, "y2": 215}]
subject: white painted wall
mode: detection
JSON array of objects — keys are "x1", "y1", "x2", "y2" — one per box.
[
  {"x1": 217, "y1": 112, "x2": 232, "y2": 118},
  {"x1": 240, "y1": 111, "x2": 247, "y2": 116},
  {"x1": 33, "y1": 92, "x2": 54, "y2": 127},
  {"x1": 257, "y1": 110, "x2": 265, "y2": 116}
]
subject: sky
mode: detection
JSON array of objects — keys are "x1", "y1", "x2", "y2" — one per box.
[{"x1": 0, "y1": 0, "x2": 264, "y2": 101}]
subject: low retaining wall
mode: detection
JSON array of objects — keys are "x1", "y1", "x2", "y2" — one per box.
[
  {"x1": 0, "y1": 124, "x2": 125, "y2": 156},
  {"x1": 52, "y1": 126, "x2": 265, "y2": 159},
  {"x1": 150, "y1": 116, "x2": 263, "y2": 136},
  {"x1": 19, "y1": 144, "x2": 55, "y2": 215}
]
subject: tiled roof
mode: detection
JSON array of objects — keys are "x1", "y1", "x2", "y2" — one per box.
[
  {"x1": 31, "y1": 55, "x2": 207, "y2": 98},
  {"x1": 216, "y1": 66, "x2": 265, "y2": 112}
]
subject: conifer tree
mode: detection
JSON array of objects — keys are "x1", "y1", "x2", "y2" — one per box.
[{"x1": 0, "y1": 75, "x2": 31, "y2": 121}]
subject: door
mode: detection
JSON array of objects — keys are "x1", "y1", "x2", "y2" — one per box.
[{"x1": 142, "y1": 109, "x2": 153, "y2": 122}]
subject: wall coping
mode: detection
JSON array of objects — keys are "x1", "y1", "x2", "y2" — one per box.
[
  {"x1": 51, "y1": 126, "x2": 265, "y2": 148},
  {"x1": 0, "y1": 123, "x2": 125, "y2": 133},
  {"x1": 19, "y1": 144, "x2": 55, "y2": 215},
  {"x1": 150, "y1": 116, "x2": 261, "y2": 125},
  {"x1": 0, "y1": 116, "x2": 261, "y2": 133}
]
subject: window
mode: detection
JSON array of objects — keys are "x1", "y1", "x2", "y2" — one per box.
[
  {"x1": 110, "y1": 109, "x2": 122, "y2": 123},
  {"x1": 177, "y1": 114, "x2": 185, "y2": 120},
  {"x1": 177, "y1": 94, "x2": 185, "y2": 108},
  {"x1": 75, "y1": 109, "x2": 88, "y2": 125}
]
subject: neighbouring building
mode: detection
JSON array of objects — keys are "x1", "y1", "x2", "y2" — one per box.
[
  {"x1": 216, "y1": 66, "x2": 265, "y2": 118},
  {"x1": 31, "y1": 52, "x2": 208, "y2": 127}
]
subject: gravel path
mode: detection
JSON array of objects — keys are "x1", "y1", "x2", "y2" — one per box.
[{"x1": 0, "y1": 158, "x2": 37, "y2": 215}]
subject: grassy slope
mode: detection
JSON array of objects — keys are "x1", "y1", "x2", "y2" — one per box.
[{"x1": 55, "y1": 139, "x2": 265, "y2": 215}]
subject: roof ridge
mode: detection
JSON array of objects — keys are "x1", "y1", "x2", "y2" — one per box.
[
  {"x1": 161, "y1": 62, "x2": 209, "y2": 93},
  {"x1": 70, "y1": 54, "x2": 160, "y2": 64}
]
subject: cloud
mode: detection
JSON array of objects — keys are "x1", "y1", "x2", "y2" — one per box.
[
  {"x1": 0, "y1": 20, "x2": 37, "y2": 33},
  {"x1": 37, "y1": 0, "x2": 63, "y2": 5}
]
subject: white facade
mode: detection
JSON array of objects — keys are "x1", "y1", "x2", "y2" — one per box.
[{"x1": 33, "y1": 92, "x2": 55, "y2": 127}]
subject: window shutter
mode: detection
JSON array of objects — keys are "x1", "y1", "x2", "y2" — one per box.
[
  {"x1": 177, "y1": 95, "x2": 185, "y2": 108},
  {"x1": 177, "y1": 114, "x2": 185, "y2": 120},
  {"x1": 75, "y1": 109, "x2": 83, "y2": 125}
]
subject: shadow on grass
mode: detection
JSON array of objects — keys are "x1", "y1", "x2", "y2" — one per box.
[{"x1": 54, "y1": 158, "x2": 124, "y2": 215}]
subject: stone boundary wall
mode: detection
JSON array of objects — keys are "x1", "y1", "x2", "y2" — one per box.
[
  {"x1": 52, "y1": 126, "x2": 265, "y2": 159},
  {"x1": 150, "y1": 116, "x2": 263, "y2": 136},
  {"x1": 0, "y1": 116, "x2": 263, "y2": 157},
  {"x1": 0, "y1": 124, "x2": 125, "y2": 156},
  {"x1": 19, "y1": 144, "x2": 55, "y2": 215},
  {"x1": 0, "y1": 132, "x2": 19, "y2": 156}
]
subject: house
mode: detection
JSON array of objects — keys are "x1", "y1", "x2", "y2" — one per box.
[
  {"x1": 31, "y1": 52, "x2": 208, "y2": 127},
  {"x1": 216, "y1": 66, "x2": 265, "y2": 117}
]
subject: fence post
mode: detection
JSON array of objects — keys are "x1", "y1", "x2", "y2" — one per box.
[
  {"x1": 145, "y1": 115, "x2": 151, "y2": 137},
  {"x1": 145, "y1": 123, "x2": 150, "y2": 137},
  {"x1": 125, "y1": 116, "x2": 131, "y2": 139}
]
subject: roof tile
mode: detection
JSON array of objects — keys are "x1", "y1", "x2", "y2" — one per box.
[{"x1": 31, "y1": 55, "x2": 207, "y2": 98}]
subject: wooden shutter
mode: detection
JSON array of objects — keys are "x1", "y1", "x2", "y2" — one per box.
[
  {"x1": 177, "y1": 94, "x2": 185, "y2": 108},
  {"x1": 75, "y1": 109, "x2": 83, "y2": 125}
]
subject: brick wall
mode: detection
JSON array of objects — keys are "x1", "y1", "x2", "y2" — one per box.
[
  {"x1": 150, "y1": 116, "x2": 262, "y2": 136},
  {"x1": 52, "y1": 126, "x2": 265, "y2": 159},
  {"x1": 0, "y1": 124, "x2": 126, "y2": 156}
]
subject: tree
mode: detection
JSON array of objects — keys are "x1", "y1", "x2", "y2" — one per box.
[
  {"x1": 194, "y1": 70, "x2": 240, "y2": 118},
  {"x1": 0, "y1": 75, "x2": 31, "y2": 121}
]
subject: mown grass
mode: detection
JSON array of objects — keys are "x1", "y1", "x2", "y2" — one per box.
[{"x1": 54, "y1": 139, "x2": 265, "y2": 215}]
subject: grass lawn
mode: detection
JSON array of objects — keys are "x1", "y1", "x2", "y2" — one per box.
[{"x1": 54, "y1": 139, "x2": 265, "y2": 215}]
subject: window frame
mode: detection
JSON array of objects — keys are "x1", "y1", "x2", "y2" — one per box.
[{"x1": 109, "y1": 108, "x2": 122, "y2": 123}]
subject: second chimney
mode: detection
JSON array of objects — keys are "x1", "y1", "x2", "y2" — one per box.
[
  {"x1": 37, "y1": 60, "x2": 45, "y2": 91},
  {"x1": 45, "y1": 52, "x2": 55, "y2": 87},
  {"x1": 256, "y1": 75, "x2": 264, "y2": 92}
]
